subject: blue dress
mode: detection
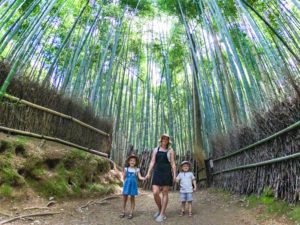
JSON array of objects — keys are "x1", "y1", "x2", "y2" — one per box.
[{"x1": 122, "y1": 167, "x2": 138, "y2": 196}]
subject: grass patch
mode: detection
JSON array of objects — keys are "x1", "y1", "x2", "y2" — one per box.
[
  {"x1": 31, "y1": 168, "x2": 45, "y2": 179},
  {"x1": 87, "y1": 183, "x2": 116, "y2": 195},
  {"x1": 288, "y1": 206, "x2": 300, "y2": 223},
  {"x1": 28, "y1": 177, "x2": 69, "y2": 198},
  {"x1": 14, "y1": 136, "x2": 29, "y2": 146},
  {"x1": 210, "y1": 188, "x2": 232, "y2": 201},
  {"x1": 0, "y1": 165, "x2": 24, "y2": 186},
  {"x1": 0, "y1": 140, "x2": 13, "y2": 154},
  {"x1": 244, "y1": 187, "x2": 300, "y2": 224},
  {"x1": 0, "y1": 138, "x2": 118, "y2": 199},
  {"x1": 0, "y1": 184, "x2": 13, "y2": 197},
  {"x1": 69, "y1": 149, "x2": 87, "y2": 160}
]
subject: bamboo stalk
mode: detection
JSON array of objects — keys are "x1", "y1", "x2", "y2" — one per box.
[
  {"x1": 0, "y1": 212, "x2": 60, "y2": 225},
  {"x1": 2, "y1": 93, "x2": 110, "y2": 137},
  {"x1": 0, "y1": 125, "x2": 108, "y2": 158},
  {"x1": 214, "y1": 120, "x2": 300, "y2": 162},
  {"x1": 213, "y1": 152, "x2": 300, "y2": 175}
]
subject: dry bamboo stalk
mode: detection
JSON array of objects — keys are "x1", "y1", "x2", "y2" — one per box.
[
  {"x1": 3, "y1": 94, "x2": 110, "y2": 137},
  {"x1": 80, "y1": 195, "x2": 121, "y2": 208},
  {"x1": 0, "y1": 212, "x2": 11, "y2": 217},
  {"x1": 0, "y1": 125, "x2": 108, "y2": 157},
  {"x1": 0, "y1": 212, "x2": 60, "y2": 225}
]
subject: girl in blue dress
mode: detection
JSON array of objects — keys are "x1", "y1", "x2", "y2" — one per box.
[{"x1": 120, "y1": 154, "x2": 146, "y2": 219}]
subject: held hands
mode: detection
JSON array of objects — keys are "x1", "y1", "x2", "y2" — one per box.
[{"x1": 144, "y1": 174, "x2": 150, "y2": 180}]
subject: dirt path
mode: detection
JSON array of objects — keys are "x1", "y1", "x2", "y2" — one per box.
[{"x1": 0, "y1": 189, "x2": 293, "y2": 225}]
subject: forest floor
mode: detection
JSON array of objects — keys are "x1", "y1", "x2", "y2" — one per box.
[{"x1": 0, "y1": 188, "x2": 294, "y2": 225}]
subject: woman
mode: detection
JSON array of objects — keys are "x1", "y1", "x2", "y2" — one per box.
[{"x1": 145, "y1": 134, "x2": 177, "y2": 222}]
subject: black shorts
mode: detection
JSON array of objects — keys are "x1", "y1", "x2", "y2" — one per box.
[{"x1": 152, "y1": 170, "x2": 173, "y2": 187}]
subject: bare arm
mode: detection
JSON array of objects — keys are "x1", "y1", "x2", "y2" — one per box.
[
  {"x1": 169, "y1": 149, "x2": 177, "y2": 181},
  {"x1": 193, "y1": 179, "x2": 197, "y2": 191},
  {"x1": 138, "y1": 171, "x2": 146, "y2": 180},
  {"x1": 146, "y1": 149, "x2": 157, "y2": 178},
  {"x1": 122, "y1": 168, "x2": 126, "y2": 182}
]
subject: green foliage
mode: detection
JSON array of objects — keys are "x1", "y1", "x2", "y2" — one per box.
[
  {"x1": 15, "y1": 136, "x2": 29, "y2": 143},
  {"x1": 0, "y1": 140, "x2": 13, "y2": 150},
  {"x1": 157, "y1": 0, "x2": 198, "y2": 19},
  {"x1": 28, "y1": 176, "x2": 69, "y2": 198},
  {"x1": 102, "y1": 4, "x2": 122, "y2": 19},
  {"x1": 262, "y1": 187, "x2": 274, "y2": 198},
  {"x1": 30, "y1": 167, "x2": 46, "y2": 179},
  {"x1": 217, "y1": 0, "x2": 238, "y2": 19},
  {"x1": 87, "y1": 183, "x2": 115, "y2": 194},
  {"x1": 245, "y1": 189, "x2": 300, "y2": 224},
  {"x1": 0, "y1": 184, "x2": 13, "y2": 197},
  {"x1": 0, "y1": 135, "x2": 115, "y2": 199},
  {"x1": 120, "y1": 0, "x2": 154, "y2": 16},
  {"x1": 0, "y1": 165, "x2": 24, "y2": 186},
  {"x1": 288, "y1": 206, "x2": 300, "y2": 223},
  {"x1": 167, "y1": 23, "x2": 188, "y2": 73}
]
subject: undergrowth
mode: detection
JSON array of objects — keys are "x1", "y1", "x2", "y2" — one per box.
[
  {"x1": 245, "y1": 187, "x2": 300, "y2": 224},
  {"x1": 0, "y1": 136, "x2": 119, "y2": 199}
]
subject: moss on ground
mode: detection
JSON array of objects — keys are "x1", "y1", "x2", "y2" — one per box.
[
  {"x1": 0, "y1": 135, "x2": 120, "y2": 199},
  {"x1": 211, "y1": 187, "x2": 300, "y2": 224},
  {"x1": 244, "y1": 187, "x2": 300, "y2": 224},
  {"x1": 0, "y1": 184, "x2": 13, "y2": 197}
]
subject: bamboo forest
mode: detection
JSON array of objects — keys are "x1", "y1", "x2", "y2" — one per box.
[{"x1": 0, "y1": 0, "x2": 299, "y2": 224}]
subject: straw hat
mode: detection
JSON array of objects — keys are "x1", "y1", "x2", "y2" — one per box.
[
  {"x1": 125, "y1": 154, "x2": 139, "y2": 166},
  {"x1": 180, "y1": 160, "x2": 191, "y2": 167},
  {"x1": 158, "y1": 133, "x2": 172, "y2": 144}
]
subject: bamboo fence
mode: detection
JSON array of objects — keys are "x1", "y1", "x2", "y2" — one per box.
[
  {"x1": 2, "y1": 94, "x2": 109, "y2": 136},
  {"x1": 0, "y1": 94, "x2": 112, "y2": 153},
  {"x1": 212, "y1": 120, "x2": 300, "y2": 204},
  {"x1": 0, "y1": 125, "x2": 108, "y2": 157}
]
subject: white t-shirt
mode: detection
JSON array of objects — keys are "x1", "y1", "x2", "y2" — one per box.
[
  {"x1": 125, "y1": 167, "x2": 140, "y2": 173},
  {"x1": 176, "y1": 172, "x2": 195, "y2": 193}
]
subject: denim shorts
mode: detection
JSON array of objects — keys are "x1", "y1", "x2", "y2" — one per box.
[{"x1": 180, "y1": 192, "x2": 193, "y2": 202}]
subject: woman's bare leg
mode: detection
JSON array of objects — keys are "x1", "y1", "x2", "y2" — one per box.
[
  {"x1": 160, "y1": 186, "x2": 169, "y2": 216},
  {"x1": 152, "y1": 185, "x2": 162, "y2": 212}
]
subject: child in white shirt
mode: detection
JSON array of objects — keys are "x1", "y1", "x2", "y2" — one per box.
[{"x1": 176, "y1": 161, "x2": 197, "y2": 217}]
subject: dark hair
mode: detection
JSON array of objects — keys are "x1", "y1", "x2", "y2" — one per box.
[{"x1": 125, "y1": 156, "x2": 139, "y2": 167}]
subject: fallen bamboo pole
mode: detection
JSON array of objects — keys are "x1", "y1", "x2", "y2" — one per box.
[
  {"x1": 0, "y1": 125, "x2": 108, "y2": 158},
  {"x1": 214, "y1": 120, "x2": 300, "y2": 162},
  {"x1": 0, "y1": 212, "x2": 60, "y2": 225},
  {"x1": 2, "y1": 93, "x2": 110, "y2": 137},
  {"x1": 213, "y1": 152, "x2": 300, "y2": 175}
]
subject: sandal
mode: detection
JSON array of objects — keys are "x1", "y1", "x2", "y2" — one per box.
[
  {"x1": 188, "y1": 212, "x2": 193, "y2": 217},
  {"x1": 119, "y1": 212, "x2": 125, "y2": 218},
  {"x1": 179, "y1": 210, "x2": 185, "y2": 216},
  {"x1": 127, "y1": 214, "x2": 133, "y2": 219}
]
